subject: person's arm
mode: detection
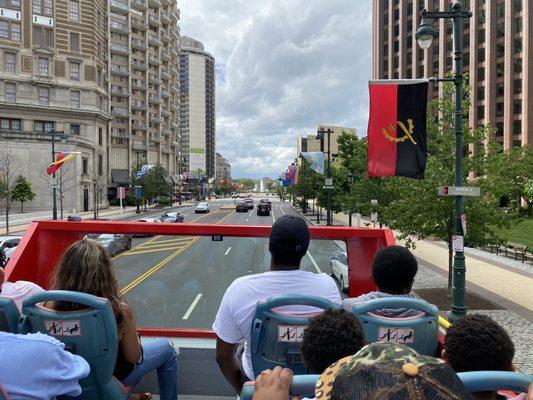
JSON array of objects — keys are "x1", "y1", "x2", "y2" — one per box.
[
  {"x1": 252, "y1": 366, "x2": 300, "y2": 400},
  {"x1": 118, "y1": 303, "x2": 142, "y2": 364},
  {"x1": 215, "y1": 337, "x2": 245, "y2": 395}
]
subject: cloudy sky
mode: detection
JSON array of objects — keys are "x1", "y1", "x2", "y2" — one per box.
[{"x1": 180, "y1": 0, "x2": 372, "y2": 179}]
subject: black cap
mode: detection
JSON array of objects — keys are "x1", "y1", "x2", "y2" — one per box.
[{"x1": 269, "y1": 215, "x2": 310, "y2": 256}]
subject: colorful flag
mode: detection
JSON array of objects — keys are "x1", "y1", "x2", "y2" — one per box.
[
  {"x1": 300, "y1": 151, "x2": 324, "y2": 174},
  {"x1": 135, "y1": 164, "x2": 155, "y2": 179},
  {"x1": 46, "y1": 151, "x2": 80, "y2": 175},
  {"x1": 367, "y1": 80, "x2": 428, "y2": 178}
]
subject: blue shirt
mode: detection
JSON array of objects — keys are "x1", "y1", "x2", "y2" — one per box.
[{"x1": 0, "y1": 331, "x2": 90, "y2": 400}]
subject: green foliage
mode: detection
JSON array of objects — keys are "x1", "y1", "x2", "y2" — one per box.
[
  {"x1": 496, "y1": 217, "x2": 533, "y2": 248},
  {"x1": 131, "y1": 163, "x2": 172, "y2": 202},
  {"x1": 234, "y1": 178, "x2": 257, "y2": 191},
  {"x1": 11, "y1": 175, "x2": 35, "y2": 213}
]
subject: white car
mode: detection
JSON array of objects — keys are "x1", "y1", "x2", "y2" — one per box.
[
  {"x1": 195, "y1": 202, "x2": 210, "y2": 213},
  {"x1": 0, "y1": 235, "x2": 22, "y2": 264},
  {"x1": 330, "y1": 252, "x2": 349, "y2": 293}
]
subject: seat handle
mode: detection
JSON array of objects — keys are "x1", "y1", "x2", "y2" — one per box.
[
  {"x1": 457, "y1": 371, "x2": 533, "y2": 392},
  {"x1": 256, "y1": 295, "x2": 339, "y2": 313},
  {"x1": 351, "y1": 297, "x2": 439, "y2": 316},
  {"x1": 22, "y1": 290, "x2": 108, "y2": 310}
]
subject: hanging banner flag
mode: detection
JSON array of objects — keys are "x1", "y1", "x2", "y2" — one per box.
[
  {"x1": 46, "y1": 151, "x2": 80, "y2": 175},
  {"x1": 367, "y1": 80, "x2": 428, "y2": 179},
  {"x1": 135, "y1": 164, "x2": 155, "y2": 179},
  {"x1": 300, "y1": 151, "x2": 325, "y2": 175}
]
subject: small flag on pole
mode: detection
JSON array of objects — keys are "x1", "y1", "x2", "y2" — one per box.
[
  {"x1": 367, "y1": 80, "x2": 428, "y2": 179},
  {"x1": 135, "y1": 164, "x2": 155, "y2": 179},
  {"x1": 46, "y1": 151, "x2": 80, "y2": 175}
]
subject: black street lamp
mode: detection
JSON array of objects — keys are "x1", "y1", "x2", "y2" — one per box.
[
  {"x1": 347, "y1": 172, "x2": 354, "y2": 227},
  {"x1": 317, "y1": 127, "x2": 334, "y2": 226},
  {"x1": 50, "y1": 129, "x2": 68, "y2": 220},
  {"x1": 416, "y1": 1, "x2": 472, "y2": 321}
]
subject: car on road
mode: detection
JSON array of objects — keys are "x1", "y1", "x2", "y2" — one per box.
[
  {"x1": 160, "y1": 211, "x2": 184, "y2": 223},
  {"x1": 330, "y1": 252, "x2": 349, "y2": 293},
  {"x1": 134, "y1": 218, "x2": 161, "y2": 237},
  {"x1": 235, "y1": 200, "x2": 248, "y2": 212},
  {"x1": 86, "y1": 233, "x2": 132, "y2": 256},
  {"x1": 244, "y1": 199, "x2": 254, "y2": 210},
  {"x1": 256, "y1": 202, "x2": 270, "y2": 216},
  {"x1": 195, "y1": 202, "x2": 211, "y2": 213},
  {"x1": 259, "y1": 198, "x2": 272, "y2": 210}
]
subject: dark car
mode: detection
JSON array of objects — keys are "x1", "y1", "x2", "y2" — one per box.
[
  {"x1": 236, "y1": 200, "x2": 248, "y2": 212},
  {"x1": 86, "y1": 234, "x2": 132, "y2": 256},
  {"x1": 259, "y1": 198, "x2": 272, "y2": 210},
  {"x1": 257, "y1": 202, "x2": 270, "y2": 216},
  {"x1": 244, "y1": 199, "x2": 254, "y2": 210},
  {"x1": 160, "y1": 211, "x2": 184, "y2": 223}
]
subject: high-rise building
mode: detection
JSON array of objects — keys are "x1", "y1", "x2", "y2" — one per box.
[
  {"x1": 372, "y1": 0, "x2": 532, "y2": 148},
  {"x1": 0, "y1": 0, "x2": 111, "y2": 212},
  {"x1": 297, "y1": 126, "x2": 357, "y2": 157},
  {"x1": 107, "y1": 0, "x2": 181, "y2": 188},
  {"x1": 215, "y1": 152, "x2": 231, "y2": 180},
  {"x1": 179, "y1": 36, "x2": 216, "y2": 179}
]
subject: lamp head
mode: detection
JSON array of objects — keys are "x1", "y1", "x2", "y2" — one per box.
[
  {"x1": 348, "y1": 172, "x2": 354, "y2": 183},
  {"x1": 416, "y1": 11, "x2": 437, "y2": 50}
]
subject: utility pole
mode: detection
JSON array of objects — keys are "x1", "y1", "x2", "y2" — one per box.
[
  {"x1": 317, "y1": 127, "x2": 334, "y2": 225},
  {"x1": 50, "y1": 129, "x2": 66, "y2": 220}
]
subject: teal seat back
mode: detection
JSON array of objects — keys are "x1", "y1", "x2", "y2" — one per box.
[
  {"x1": 0, "y1": 297, "x2": 20, "y2": 333},
  {"x1": 250, "y1": 295, "x2": 339, "y2": 377},
  {"x1": 0, "y1": 383, "x2": 8, "y2": 400},
  {"x1": 20, "y1": 290, "x2": 127, "y2": 400},
  {"x1": 351, "y1": 297, "x2": 439, "y2": 356}
]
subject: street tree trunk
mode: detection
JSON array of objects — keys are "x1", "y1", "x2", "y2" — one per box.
[{"x1": 20, "y1": 201, "x2": 23, "y2": 213}]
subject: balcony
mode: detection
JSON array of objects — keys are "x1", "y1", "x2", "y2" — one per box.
[
  {"x1": 161, "y1": 70, "x2": 171, "y2": 80},
  {"x1": 161, "y1": 108, "x2": 171, "y2": 117},
  {"x1": 131, "y1": 17, "x2": 146, "y2": 29},
  {"x1": 148, "y1": 15, "x2": 160, "y2": 27},
  {"x1": 162, "y1": 128, "x2": 171, "y2": 136},
  {"x1": 161, "y1": 89, "x2": 171, "y2": 98},
  {"x1": 132, "y1": 141, "x2": 148, "y2": 150},
  {"x1": 111, "y1": 130, "x2": 130, "y2": 139},
  {"x1": 110, "y1": 0, "x2": 129, "y2": 13},
  {"x1": 171, "y1": 140, "x2": 179, "y2": 147},
  {"x1": 110, "y1": 43, "x2": 129, "y2": 55},
  {"x1": 131, "y1": 39, "x2": 147, "y2": 50},
  {"x1": 148, "y1": 0, "x2": 161, "y2": 7},
  {"x1": 111, "y1": 87, "x2": 130, "y2": 96},
  {"x1": 148, "y1": 95, "x2": 161, "y2": 104},
  {"x1": 148, "y1": 33, "x2": 162, "y2": 46},
  {"x1": 148, "y1": 56, "x2": 161, "y2": 66},
  {"x1": 161, "y1": 12, "x2": 171, "y2": 25},
  {"x1": 110, "y1": 21, "x2": 129, "y2": 34},
  {"x1": 148, "y1": 75, "x2": 162, "y2": 85},
  {"x1": 132, "y1": 101, "x2": 147, "y2": 111},
  {"x1": 149, "y1": 134, "x2": 161, "y2": 143},
  {"x1": 161, "y1": 31, "x2": 171, "y2": 43},
  {"x1": 110, "y1": 65, "x2": 130, "y2": 76},
  {"x1": 132, "y1": 82, "x2": 148, "y2": 91},
  {"x1": 132, "y1": 123, "x2": 148, "y2": 131},
  {"x1": 132, "y1": 60, "x2": 148, "y2": 71},
  {"x1": 161, "y1": 145, "x2": 171, "y2": 153},
  {"x1": 112, "y1": 107, "x2": 130, "y2": 117},
  {"x1": 149, "y1": 115, "x2": 163, "y2": 123},
  {"x1": 131, "y1": 0, "x2": 147, "y2": 10},
  {"x1": 161, "y1": 52, "x2": 172, "y2": 62}
]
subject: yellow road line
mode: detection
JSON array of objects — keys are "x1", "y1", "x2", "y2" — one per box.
[
  {"x1": 138, "y1": 237, "x2": 194, "y2": 247},
  {"x1": 113, "y1": 235, "x2": 161, "y2": 260},
  {"x1": 121, "y1": 245, "x2": 185, "y2": 256},
  {"x1": 120, "y1": 237, "x2": 200, "y2": 295}
]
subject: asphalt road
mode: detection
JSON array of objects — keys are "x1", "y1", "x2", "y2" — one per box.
[{"x1": 111, "y1": 198, "x2": 345, "y2": 330}]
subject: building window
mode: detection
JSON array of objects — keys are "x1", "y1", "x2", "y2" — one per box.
[
  {"x1": 514, "y1": 38, "x2": 522, "y2": 54},
  {"x1": 514, "y1": 79, "x2": 522, "y2": 94},
  {"x1": 496, "y1": 102, "x2": 504, "y2": 117},
  {"x1": 33, "y1": 0, "x2": 52, "y2": 15},
  {"x1": 33, "y1": 26, "x2": 53, "y2": 47},
  {"x1": 11, "y1": 22, "x2": 19, "y2": 41},
  {"x1": 82, "y1": 158, "x2": 88, "y2": 174},
  {"x1": 34, "y1": 120, "x2": 54, "y2": 132},
  {"x1": 98, "y1": 155, "x2": 103, "y2": 176},
  {"x1": 514, "y1": 58, "x2": 522, "y2": 74},
  {"x1": 0, "y1": 0, "x2": 21, "y2": 10},
  {"x1": 477, "y1": 104, "x2": 484, "y2": 117},
  {"x1": 32, "y1": 0, "x2": 40, "y2": 13},
  {"x1": 4, "y1": 52, "x2": 15, "y2": 72},
  {"x1": 98, "y1": 128, "x2": 103, "y2": 145},
  {"x1": 515, "y1": 18, "x2": 522, "y2": 33},
  {"x1": 4, "y1": 82, "x2": 16, "y2": 102},
  {"x1": 37, "y1": 57, "x2": 49, "y2": 75},
  {"x1": 477, "y1": 47, "x2": 485, "y2": 62},
  {"x1": 477, "y1": 28, "x2": 485, "y2": 44},
  {"x1": 513, "y1": 120, "x2": 521, "y2": 136},
  {"x1": 38, "y1": 86, "x2": 49, "y2": 105},
  {"x1": 69, "y1": 0, "x2": 79, "y2": 21},
  {"x1": 0, "y1": 21, "x2": 20, "y2": 41},
  {"x1": 70, "y1": 32, "x2": 80, "y2": 52},
  {"x1": 70, "y1": 124, "x2": 80, "y2": 135},
  {"x1": 477, "y1": 86, "x2": 484, "y2": 101},
  {"x1": 514, "y1": 100, "x2": 521, "y2": 115},
  {"x1": 0, "y1": 21, "x2": 7, "y2": 39},
  {"x1": 477, "y1": 67, "x2": 484, "y2": 82},
  {"x1": 496, "y1": 62, "x2": 504, "y2": 78},
  {"x1": 70, "y1": 61, "x2": 79, "y2": 81},
  {"x1": 70, "y1": 90, "x2": 80, "y2": 108},
  {"x1": 0, "y1": 118, "x2": 21, "y2": 130}
]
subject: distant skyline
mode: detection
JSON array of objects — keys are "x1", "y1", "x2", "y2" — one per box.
[{"x1": 180, "y1": 0, "x2": 372, "y2": 178}]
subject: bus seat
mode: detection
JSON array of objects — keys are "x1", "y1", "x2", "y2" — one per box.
[
  {"x1": 350, "y1": 297, "x2": 439, "y2": 356},
  {"x1": 457, "y1": 371, "x2": 533, "y2": 393},
  {"x1": 20, "y1": 290, "x2": 128, "y2": 400},
  {"x1": 0, "y1": 297, "x2": 20, "y2": 333},
  {"x1": 0, "y1": 384, "x2": 8, "y2": 400},
  {"x1": 250, "y1": 295, "x2": 339, "y2": 377}
]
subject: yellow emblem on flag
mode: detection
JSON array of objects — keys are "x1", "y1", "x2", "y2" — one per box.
[{"x1": 381, "y1": 119, "x2": 417, "y2": 145}]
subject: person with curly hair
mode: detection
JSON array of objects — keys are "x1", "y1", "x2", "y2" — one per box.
[
  {"x1": 443, "y1": 314, "x2": 516, "y2": 400},
  {"x1": 301, "y1": 309, "x2": 366, "y2": 374}
]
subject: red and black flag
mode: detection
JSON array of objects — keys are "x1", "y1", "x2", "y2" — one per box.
[{"x1": 367, "y1": 80, "x2": 428, "y2": 179}]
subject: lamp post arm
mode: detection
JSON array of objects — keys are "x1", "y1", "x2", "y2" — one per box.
[{"x1": 420, "y1": 10, "x2": 472, "y2": 19}]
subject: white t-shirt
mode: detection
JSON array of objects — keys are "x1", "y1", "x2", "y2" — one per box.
[
  {"x1": 0, "y1": 331, "x2": 90, "y2": 400},
  {"x1": 212, "y1": 269, "x2": 342, "y2": 380},
  {"x1": 1, "y1": 280, "x2": 44, "y2": 312}
]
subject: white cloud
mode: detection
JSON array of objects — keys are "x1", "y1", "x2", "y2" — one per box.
[{"x1": 180, "y1": 0, "x2": 372, "y2": 178}]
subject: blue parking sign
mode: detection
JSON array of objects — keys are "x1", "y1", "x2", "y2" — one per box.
[{"x1": 134, "y1": 186, "x2": 142, "y2": 199}]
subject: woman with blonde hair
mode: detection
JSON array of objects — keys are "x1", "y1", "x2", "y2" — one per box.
[{"x1": 49, "y1": 238, "x2": 178, "y2": 400}]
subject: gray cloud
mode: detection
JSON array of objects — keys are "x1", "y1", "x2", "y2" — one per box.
[{"x1": 180, "y1": 0, "x2": 372, "y2": 178}]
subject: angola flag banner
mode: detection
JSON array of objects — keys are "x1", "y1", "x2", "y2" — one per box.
[{"x1": 367, "y1": 80, "x2": 428, "y2": 179}]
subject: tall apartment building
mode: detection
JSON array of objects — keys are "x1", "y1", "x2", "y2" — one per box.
[
  {"x1": 297, "y1": 125, "x2": 357, "y2": 157},
  {"x1": 0, "y1": 0, "x2": 111, "y2": 213},
  {"x1": 215, "y1": 152, "x2": 231, "y2": 180},
  {"x1": 107, "y1": 0, "x2": 180, "y2": 187},
  {"x1": 372, "y1": 0, "x2": 532, "y2": 148},
  {"x1": 179, "y1": 36, "x2": 215, "y2": 178}
]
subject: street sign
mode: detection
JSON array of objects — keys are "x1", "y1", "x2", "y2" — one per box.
[
  {"x1": 323, "y1": 185, "x2": 334, "y2": 190},
  {"x1": 134, "y1": 186, "x2": 142, "y2": 199},
  {"x1": 117, "y1": 187, "x2": 126, "y2": 199},
  {"x1": 438, "y1": 186, "x2": 481, "y2": 197},
  {"x1": 371, "y1": 212, "x2": 378, "y2": 222},
  {"x1": 452, "y1": 235, "x2": 464, "y2": 252},
  {"x1": 49, "y1": 178, "x2": 57, "y2": 188},
  {"x1": 371, "y1": 199, "x2": 378, "y2": 205},
  {"x1": 325, "y1": 178, "x2": 333, "y2": 186}
]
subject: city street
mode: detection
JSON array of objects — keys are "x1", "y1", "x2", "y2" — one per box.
[{"x1": 111, "y1": 197, "x2": 345, "y2": 330}]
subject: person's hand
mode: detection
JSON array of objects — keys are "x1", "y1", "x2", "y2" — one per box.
[
  {"x1": 527, "y1": 383, "x2": 533, "y2": 400},
  {"x1": 252, "y1": 366, "x2": 300, "y2": 400}
]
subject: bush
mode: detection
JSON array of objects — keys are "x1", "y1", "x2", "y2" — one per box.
[{"x1": 156, "y1": 198, "x2": 172, "y2": 207}]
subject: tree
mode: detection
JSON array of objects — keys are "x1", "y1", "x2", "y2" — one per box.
[
  {"x1": 11, "y1": 175, "x2": 36, "y2": 213},
  {"x1": 234, "y1": 178, "x2": 257, "y2": 192},
  {"x1": 132, "y1": 163, "x2": 172, "y2": 206},
  {"x1": 0, "y1": 143, "x2": 23, "y2": 234}
]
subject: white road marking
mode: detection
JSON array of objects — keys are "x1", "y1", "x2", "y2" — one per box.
[
  {"x1": 278, "y1": 205, "x2": 286, "y2": 215},
  {"x1": 307, "y1": 251, "x2": 321, "y2": 273},
  {"x1": 224, "y1": 247, "x2": 232, "y2": 256},
  {"x1": 272, "y1": 209, "x2": 276, "y2": 223},
  {"x1": 248, "y1": 210, "x2": 253, "y2": 217},
  {"x1": 182, "y1": 293, "x2": 203, "y2": 320},
  {"x1": 246, "y1": 218, "x2": 249, "y2": 222}
]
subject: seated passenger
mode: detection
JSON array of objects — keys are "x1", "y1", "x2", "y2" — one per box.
[
  {"x1": 48, "y1": 239, "x2": 177, "y2": 400},
  {"x1": 443, "y1": 314, "x2": 517, "y2": 400},
  {"x1": 213, "y1": 215, "x2": 341, "y2": 394},
  {"x1": 0, "y1": 330, "x2": 90, "y2": 400},
  {"x1": 0, "y1": 265, "x2": 44, "y2": 312},
  {"x1": 342, "y1": 245, "x2": 421, "y2": 317},
  {"x1": 301, "y1": 309, "x2": 366, "y2": 374}
]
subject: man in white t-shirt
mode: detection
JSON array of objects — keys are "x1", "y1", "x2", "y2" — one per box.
[
  {"x1": 0, "y1": 266, "x2": 44, "y2": 312},
  {"x1": 212, "y1": 215, "x2": 341, "y2": 395}
]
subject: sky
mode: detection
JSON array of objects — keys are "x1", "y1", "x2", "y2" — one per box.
[{"x1": 179, "y1": 0, "x2": 372, "y2": 179}]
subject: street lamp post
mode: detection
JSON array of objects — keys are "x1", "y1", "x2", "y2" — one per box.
[
  {"x1": 347, "y1": 172, "x2": 354, "y2": 227},
  {"x1": 317, "y1": 127, "x2": 334, "y2": 226},
  {"x1": 416, "y1": 1, "x2": 472, "y2": 321},
  {"x1": 50, "y1": 129, "x2": 67, "y2": 220}
]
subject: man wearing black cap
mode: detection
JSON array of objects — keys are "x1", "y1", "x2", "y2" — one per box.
[{"x1": 212, "y1": 215, "x2": 341, "y2": 394}]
